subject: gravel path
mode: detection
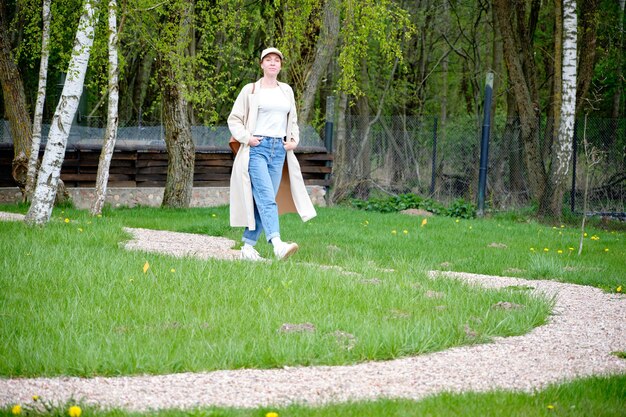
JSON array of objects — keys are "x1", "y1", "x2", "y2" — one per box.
[{"x1": 1, "y1": 211, "x2": 625, "y2": 411}]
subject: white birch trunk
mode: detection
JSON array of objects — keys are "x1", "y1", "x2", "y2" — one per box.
[
  {"x1": 553, "y1": 0, "x2": 577, "y2": 184},
  {"x1": 91, "y1": 0, "x2": 119, "y2": 215},
  {"x1": 25, "y1": 0, "x2": 100, "y2": 226},
  {"x1": 25, "y1": 0, "x2": 52, "y2": 200}
]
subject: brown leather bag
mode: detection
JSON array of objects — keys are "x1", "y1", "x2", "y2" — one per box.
[{"x1": 229, "y1": 82, "x2": 256, "y2": 155}]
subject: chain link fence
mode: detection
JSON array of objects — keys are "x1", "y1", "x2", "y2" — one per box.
[{"x1": 332, "y1": 115, "x2": 626, "y2": 216}]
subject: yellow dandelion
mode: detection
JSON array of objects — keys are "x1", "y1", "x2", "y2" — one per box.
[
  {"x1": 365, "y1": 220, "x2": 369, "y2": 224},
  {"x1": 78, "y1": 228, "x2": 83, "y2": 232},
  {"x1": 584, "y1": 232, "x2": 588, "y2": 237},
  {"x1": 560, "y1": 225, "x2": 565, "y2": 228},
  {"x1": 64, "y1": 218, "x2": 70, "y2": 223},
  {"x1": 403, "y1": 230, "x2": 408, "y2": 234},
  {"x1": 391, "y1": 230, "x2": 397, "y2": 235},
  {"x1": 616, "y1": 286, "x2": 622, "y2": 293},
  {"x1": 604, "y1": 248, "x2": 609, "y2": 252},
  {"x1": 97, "y1": 214, "x2": 102, "y2": 218},
  {"x1": 569, "y1": 247, "x2": 574, "y2": 251},
  {"x1": 211, "y1": 214, "x2": 217, "y2": 218},
  {"x1": 557, "y1": 250, "x2": 563, "y2": 254},
  {"x1": 455, "y1": 219, "x2": 460, "y2": 223},
  {"x1": 11, "y1": 405, "x2": 21, "y2": 415},
  {"x1": 552, "y1": 226, "x2": 557, "y2": 230},
  {"x1": 530, "y1": 247, "x2": 535, "y2": 252},
  {"x1": 544, "y1": 248, "x2": 549, "y2": 252},
  {"x1": 170, "y1": 268, "x2": 176, "y2": 273},
  {"x1": 32, "y1": 395, "x2": 40, "y2": 401},
  {"x1": 547, "y1": 404, "x2": 554, "y2": 410},
  {"x1": 143, "y1": 261, "x2": 150, "y2": 274},
  {"x1": 266, "y1": 412, "x2": 279, "y2": 417},
  {"x1": 421, "y1": 218, "x2": 428, "y2": 227},
  {"x1": 68, "y1": 405, "x2": 82, "y2": 417}
]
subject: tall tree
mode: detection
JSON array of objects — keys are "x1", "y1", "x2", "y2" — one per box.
[
  {"x1": 493, "y1": 0, "x2": 548, "y2": 209},
  {"x1": 91, "y1": 0, "x2": 120, "y2": 215},
  {"x1": 25, "y1": 0, "x2": 100, "y2": 226},
  {"x1": 0, "y1": 0, "x2": 32, "y2": 192},
  {"x1": 25, "y1": 0, "x2": 52, "y2": 200},
  {"x1": 540, "y1": 0, "x2": 577, "y2": 217},
  {"x1": 157, "y1": 0, "x2": 194, "y2": 208},
  {"x1": 298, "y1": 0, "x2": 341, "y2": 125}
]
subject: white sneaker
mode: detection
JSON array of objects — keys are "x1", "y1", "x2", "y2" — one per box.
[
  {"x1": 274, "y1": 241, "x2": 299, "y2": 260},
  {"x1": 240, "y1": 245, "x2": 264, "y2": 261}
]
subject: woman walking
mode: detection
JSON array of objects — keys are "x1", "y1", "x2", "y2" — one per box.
[{"x1": 228, "y1": 47, "x2": 316, "y2": 261}]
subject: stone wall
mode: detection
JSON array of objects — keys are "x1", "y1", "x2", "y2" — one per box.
[{"x1": 0, "y1": 186, "x2": 327, "y2": 209}]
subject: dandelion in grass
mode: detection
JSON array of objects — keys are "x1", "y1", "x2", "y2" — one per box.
[
  {"x1": 560, "y1": 225, "x2": 565, "y2": 228},
  {"x1": 604, "y1": 248, "x2": 609, "y2": 252},
  {"x1": 266, "y1": 412, "x2": 279, "y2": 417},
  {"x1": 403, "y1": 230, "x2": 408, "y2": 235},
  {"x1": 530, "y1": 247, "x2": 535, "y2": 252},
  {"x1": 421, "y1": 218, "x2": 427, "y2": 227},
  {"x1": 547, "y1": 404, "x2": 555, "y2": 410},
  {"x1": 569, "y1": 247, "x2": 574, "y2": 251},
  {"x1": 64, "y1": 218, "x2": 70, "y2": 223},
  {"x1": 32, "y1": 395, "x2": 39, "y2": 401},
  {"x1": 211, "y1": 214, "x2": 217, "y2": 218},
  {"x1": 68, "y1": 405, "x2": 82, "y2": 417},
  {"x1": 455, "y1": 219, "x2": 460, "y2": 223},
  {"x1": 97, "y1": 214, "x2": 102, "y2": 218},
  {"x1": 78, "y1": 228, "x2": 83, "y2": 233},
  {"x1": 11, "y1": 405, "x2": 21, "y2": 415},
  {"x1": 557, "y1": 250, "x2": 563, "y2": 254},
  {"x1": 616, "y1": 286, "x2": 622, "y2": 293},
  {"x1": 170, "y1": 268, "x2": 176, "y2": 273},
  {"x1": 591, "y1": 235, "x2": 600, "y2": 241},
  {"x1": 544, "y1": 248, "x2": 549, "y2": 252},
  {"x1": 143, "y1": 261, "x2": 150, "y2": 274},
  {"x1": 392, "y1": 230, "x2": 397, "y2": 235},
  {"x1": 584, "y1": 232, "x2": 588, "y2": 237}
]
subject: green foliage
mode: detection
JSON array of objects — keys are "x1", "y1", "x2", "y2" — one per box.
[
  {"x1": 337, "y1": 0, "x2": 414, "y2": 98},
  {"x1": 351, "y1": 193, "x2": 476, "y2": 219}
]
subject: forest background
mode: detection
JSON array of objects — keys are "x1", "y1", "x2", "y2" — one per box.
[{"x1": 0, "y1": 0, "x2": 624, "y2": 222}]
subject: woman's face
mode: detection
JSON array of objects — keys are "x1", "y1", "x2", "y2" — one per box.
[{"x1": 261, "y1": 53, "x2": 282, "y2": 76}]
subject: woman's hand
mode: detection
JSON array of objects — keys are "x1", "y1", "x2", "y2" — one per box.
[
  {"x1": 283, "y1": 139, "x2": 297, "y2": 151},
  {"x1": 248, "y1": 136, "x2": 262, "y2": 147}
]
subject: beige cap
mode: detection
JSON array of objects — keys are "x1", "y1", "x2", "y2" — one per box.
[{"x1": 261, "y1": 47, "x2": 284, "y2": 61}]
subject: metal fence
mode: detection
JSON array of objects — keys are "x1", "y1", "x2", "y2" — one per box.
[{"x1": 334, "y1": 115, "x2": 625, "y2": 216}]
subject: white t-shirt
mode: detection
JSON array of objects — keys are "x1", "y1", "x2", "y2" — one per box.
[{"x1": 254, "y1": 86, "x2": 290, "y2": 138}]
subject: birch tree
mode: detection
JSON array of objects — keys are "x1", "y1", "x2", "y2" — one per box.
[
  {"x1": 25, "y1": 0, "x2": 52, "y2": 200},
  {"x1": 91, "y1": 0, "x2": 119, "y2": 215},
  {"x1": 25, "y1": 0, "x2": 100, "y2": 226},
  {"x1": 540, "y1": 0, "x2": 577, "y2": 217}
]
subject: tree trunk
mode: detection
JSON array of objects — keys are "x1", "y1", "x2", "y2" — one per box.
[
  {"x1": 25, "y1": 0, "x2": 100, "y2": 226},
  {"x1": 493, "y1": 0, "x2": 547, "y2": 202},
  {"x1": 576, "y1": 0, "x2": 599, "y2": 115},
  {"x1": 611, "y1": 0, "x2": 624, "y2": 121},
  {"x1": 92, "y1": 0, "x2": 120, "y2": 216},
  {"x1": 330, "y1": 92, "x2": 349, "y2": 204},
  {"x1": 0, "y1": 0, "x2": 32, "y2": 191},
  {"x1": 299, "y1": 0, "x2": 341, "y2": 125},
  {"x1": 540, "y1": 0, "x2": 577, "y2": 218},
  {"x1": 159, "y1": 0, "x2": 195, "y2": 208},
  {"x1": 25, "y1": 0, "x2": 52, "y2": 201}
]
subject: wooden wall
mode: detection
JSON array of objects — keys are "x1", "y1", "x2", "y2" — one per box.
[{"x1": 0, "y1": 146, "x2": 332, "y2": 188}]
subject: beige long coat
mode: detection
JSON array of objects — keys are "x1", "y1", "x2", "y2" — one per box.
[{"x1": 228, "y1": 80, "x2": 317, "y2": 230}]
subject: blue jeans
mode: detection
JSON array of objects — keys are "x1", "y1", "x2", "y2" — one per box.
[{"x1": 242, "y1": 136, "x2": 286, "y2": 245}]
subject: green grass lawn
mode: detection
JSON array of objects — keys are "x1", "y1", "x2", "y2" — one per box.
[{"x1": 0, "y1": 204, "x2": 624, "y2": 415}]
